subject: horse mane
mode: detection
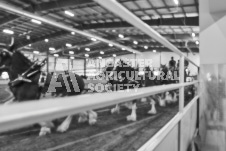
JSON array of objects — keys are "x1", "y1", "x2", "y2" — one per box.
[{"x1": 10, "y1": 51, "x2": 33, "y2": 79}]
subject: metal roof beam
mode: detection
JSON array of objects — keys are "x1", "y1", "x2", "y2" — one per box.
[
  {"x1": 0, "y1": 2, "x2": 141, "y2": 54},
  {"x1": 32, "y1": 0, "x2": 94, "y2": 12},
  {"x1": 79, "y1": 17, "x2": 199, "y2": 29}
]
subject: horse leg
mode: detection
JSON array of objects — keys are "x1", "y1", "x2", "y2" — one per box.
[
  {"x1": 126, "y1": 101, "x2": 137, "y2": 122},
  {"x1": 87, "y1": 110, "x2": 98, "y2": 125},
  {"x1": 111, "y1": 104, "x2": 120, "y2": 114},
  {"x1": 57, "y1": 115, "x2": 73, "y2": 133},
  {"x1": 39, "y1": 121, "x2": 54, "y2": 136},
  {"x1": 158, "y1": 95, "x2": 166, "y2": 107},
  {"x1": 78, "y1": 111, "x2": 88, "y2": 123},
  {"x1": 148, "y1": 97, "x2": 157, "y2": 114},
  {"x1": 4, "y1": 97, "x2": 15, "y2": 105}
]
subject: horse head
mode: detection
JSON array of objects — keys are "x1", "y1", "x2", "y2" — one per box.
[{"x1": 0, "y1": 37, "x2": 14, "y2": 75}]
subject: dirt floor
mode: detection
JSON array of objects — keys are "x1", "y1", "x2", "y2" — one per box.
[{"x1": 0, "y1": 84, "x2": 193, "y2": 151}]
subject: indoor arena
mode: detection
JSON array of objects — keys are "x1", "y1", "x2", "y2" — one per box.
[{"x1": 0, "y1": 0, "x2": 225, "y2": 151}]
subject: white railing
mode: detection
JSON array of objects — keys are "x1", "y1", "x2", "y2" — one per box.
[{"x1": 0, "y1": 81, "x2": 198, "y2": 133}]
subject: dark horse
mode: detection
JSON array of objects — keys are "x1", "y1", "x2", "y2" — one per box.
[{"x1": 0, "y1": 40, "x2": 97, "y2": 136}]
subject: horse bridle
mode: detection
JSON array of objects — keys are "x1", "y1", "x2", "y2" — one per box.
[{"x1": 9, "y1": 58, "x2": 47, "y2": 87}]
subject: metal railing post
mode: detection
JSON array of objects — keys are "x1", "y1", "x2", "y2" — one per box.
[
  {"x1": 179, "y1": 56, "x2": 185, "y2": 111},
  {"x1": 178, "y1": 56, "x2": 185, "y2": 151}
]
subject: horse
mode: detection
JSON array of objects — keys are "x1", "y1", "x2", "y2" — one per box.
[
  {"x1": 0, "y1": 42, "x2": 97, "y2": 136},
  {"x1": 103, "y1": 59, "x2": 145, "y2": 121}
]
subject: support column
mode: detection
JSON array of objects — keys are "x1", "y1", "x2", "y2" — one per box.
[
  {"x1": 84, "y1": 59, "x2": 86, "y2": 76},
  {"x1": 46, "y1": 50, "x2": 49, "y2": 73}
]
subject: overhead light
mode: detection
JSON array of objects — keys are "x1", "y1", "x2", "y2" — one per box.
[
  {"x1": 118, "y1": 34, "x2": 124, "y2": 38},
  {"x1": 144, "y1": 46, "x2": 148, "y2": 49},
  {"x1": 108, "y1": 43, "x2": 113, "y2": 47},
  {"x1": 31, "y1": 19, "x2": 42, "y2": 24},
  {"x1": 45, "y1": 39, "x2": 49, "y2": 42},
  {"x1": 49, "y1": 47, "x2": 55, "y2": 51},
  {"x1": 153, "y1": 50, "x2": 156, "y2": 53},
  {"x1": 3, "y1": 29, "x2": 14, "y2": 35},
  {"x1": 196, "y1": 41, "x2": 199, "y2": 45},
  {"x1": 71, "y1": 32, "x2": 75, "y2": 35},
  {"x1": 64, "y1": 10, "x2": 74, "y2": 17},
  {"x1": 69, "y1": 51, "x2": 74, "y2": 54},
  {"x1": 133, "y1": 41, "x2": 138, "y2": 45},
  {"x1": 113, "y1": 54, "x2": 116, "y2": 57},
  {"x1": 26, "y1": 35, "x2": 30, "y2": 40},
  {"x1": 112, "y1": 29, "x2": 116, "y2": 32},
  {"x1": 85, "y1": 48, "x2": 90, "y2": 51},
  {"x1": 53, "y1": 54, "x2": 59, "y2": 57},
  {"x1": 100, "y1": 51, "x2": 104, "y2": 54},
  {"x1": 121, "y1": 48, "x2": 126, "y2": 50},
  {"x1": 28, "y1": 44, "x2": 32, "y2": 47},
  {"x1": 33, "y1": 51, "x2": 39, "y2": 54},
  {"x1": 173, "y1": 0, "x2": 179, "y2": 5},
  {"x1": 98, "y1": 56, "x2": 102, "y2": 59},
  {"x1": 91, "y1": 38, "x2": 97, "y2": 41},
  {"x1": 66, "y1": 43, "x2": 72, "y2": 47},
  {"x1": 192, "y1": 33, "x2": 195, "y2": 37},
  {"x1": 85, "y1": 54, "x2": 89, "y2": 57},
  {"x1": 70, "y1": 56, "x2": 75, "y2": 59}
]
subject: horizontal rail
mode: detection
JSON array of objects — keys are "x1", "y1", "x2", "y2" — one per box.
[
  {"x1": 138, "y1": 94, "x2": 200, "y2": 151},
  {"x1": 0, "y1": 81, "x2": 198, "y2": 132},
  {"x1": 95, "y1": 0, "x2": 199, "y2": 68},
  {"x1": 0, "y1": 2, "x2": 141, "y2": 54}
]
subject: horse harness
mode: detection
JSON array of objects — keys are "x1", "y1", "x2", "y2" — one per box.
[{"x1": 9, "y1": 58, "x2": 47, "y2": 88}]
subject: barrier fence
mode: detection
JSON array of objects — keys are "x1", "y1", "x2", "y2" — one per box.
[{"x1": 0, "y1": 81, "x2": 198, "y2": 133}]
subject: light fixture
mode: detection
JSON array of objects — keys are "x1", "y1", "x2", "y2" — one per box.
[
  {"x1": 118, "y1": 34, "x2": 124, "y2": 38},
  {"x1": 113, "y1": 54, "x2": 116, "y2": 57},
  {"x1": 121, "y1": 48, "x2": 126, "y2": 50},
  {"x1": 26, "y1": 35, "x2": 30, "y2": 40},
  {"x1": 49, "y1": 47, "x2": 55, "y2": 51},
  {"x1": 153, "y1": 50, "x2": 156, "y2": 53},
  {"x1": 100, "y1": 51, "x2": 104, "y2": 54},
  {"x1": 192, "y1": 33, "x2": 195, "y2": 37},
  {"x1": 112, "y1": 29, "x2": 116, "y2": 32},
  {"x1": 71, "y1": 32, "x2": 75, "y2": 35},
  {"x1": 3, "y1": 29, "x2": 14, "y2": 35},
  {"x1": 108, "y1": 43, "x2": 113, "y2": 47},
  {"x1": 98, "y1": 56, "x2": 102, "y2": 59},
  {"x1": 66, "y1": 43, "x2": 72, "y2": 47},
  {"x1": 69, "y1": 51, "x2": 74, "y2": 54},
  {"x1": 144, "y1": 46, "x2": 148, "y2": 49},
  {"x1": 33, "y1": 51, "x2": 39, "y2": 54},
  {"x1": 31, "y1": 19, "x2": 42, "y2": 24},
  {"x1": 173, "y1": 0, "x2": 179, "y2": 5},
  {"x1": 64, "y1": 10, "x2": 74, "y2": 17},
  {"x1": 196, "y1": 41, "x2": 199, "y2": 45},
  {"x1": 70, "y1": 56, "x2": 75, "y2": 59},
  {"x1": 28, "y1": 44, "x2": 32, "y2": 47},
  {"x1": 45, "y1": 39, "x2": 49, "y2": 42},
  {"x1": 85, "y1": 54, "x2": 89, "y2": 57},
  {"x1": 54, "y1": 54, "x2": 59, "y2": 57},
  {"x1": 91, "y1": 38, "x2": 97, "y2": 41},
  {"x1": 85, "y1": 48, "x2": 90, "y2": 51},
  {"x1": 133, "y1": 41, "x2": 138, "y2": 45}
]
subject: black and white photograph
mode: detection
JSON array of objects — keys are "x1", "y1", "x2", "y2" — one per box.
[{"x1": 0, "y1": 0, "x2": 225, "y2": 151}]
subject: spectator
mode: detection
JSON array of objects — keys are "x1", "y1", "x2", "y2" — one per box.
[{"x1": 169, "y1": 57, "x2": 176, "y2": 70}]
